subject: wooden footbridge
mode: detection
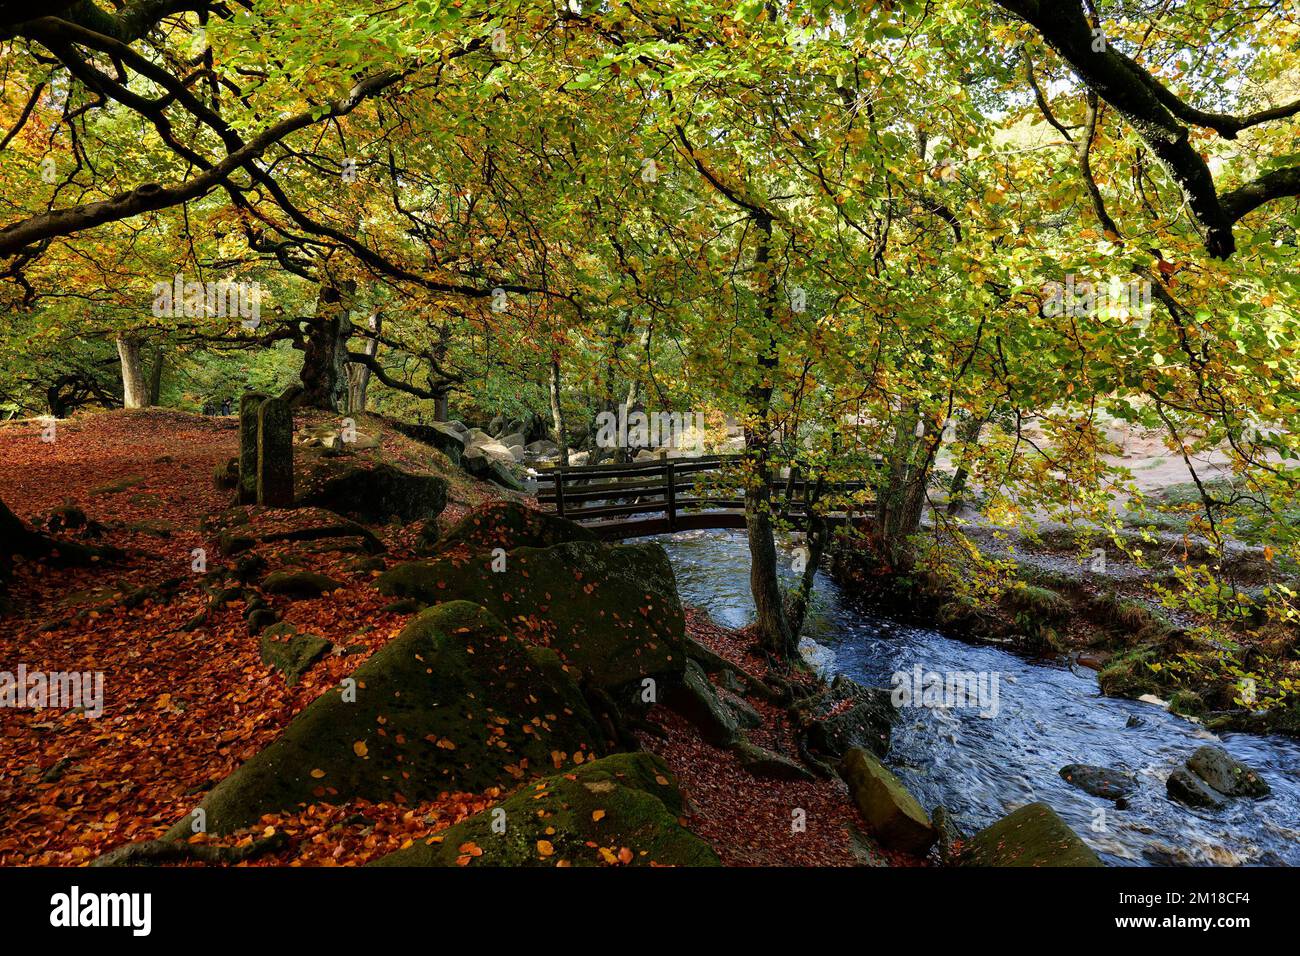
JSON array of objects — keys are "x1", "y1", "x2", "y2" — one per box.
[{"x1": 530, "y1": 453, "x2": 874, "y2": 539}]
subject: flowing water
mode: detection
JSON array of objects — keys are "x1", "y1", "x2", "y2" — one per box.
[{"x1": 659, "y1": 528, "x2": 1300, "y2": 866}]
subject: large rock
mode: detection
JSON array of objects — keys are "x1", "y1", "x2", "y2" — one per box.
[
  {"x1": 256, "y1": 398, "x2": 294, "y2": 507},
  {"x1": 262, "y1": 570, "x2": 342, "y2": 598},
  {"x1": 462, "y1": 446, "x2": 525, "y2": 491},
  {"x1": 524, "y1": 439, "x2": 559, "y2": 459},
  {"x1": 1167, "y1": 767, "x2": 1230, "y2": 809},
  {"x1": 1186, "y1": 745, "x2": 1270, "y2": 798},
  {"x1": 667, "y1": 659, "x2": 739, "y2": 745},
  {"x1": 1058, "y1": 764, "x2": 1136, "y2": 802},
  {"x1": 839, "y1": 747, "x2": 936, "y2": 855},
  {"x1": 801, "y1": 674, "x2": 894, "y2": 760},
  {"x1": 301, "y1": 462, "x2": 447, "y2": 524},
  {"x1": 959, "y1": 803, "x2": 1103, "y2": 866},
  {"x1": 377, "y1": 540, "x2": 687, "y2": 697},
  {"x1": 734, "y1": 737, "x2": 814, "y2": 781},
  {"x1": 474, "y1": 440, "x2": 517, "y2": 465},
  {"x1": 161, "y1": 602, "x2": 604, "y2": 838},
  {"x1": 385, "y1": 419, "x2": 465, "y2": 465},
  {"x1": 429, "y1": 500, "x2": 594, "y2": 558},
  {"x1": 370, "y1": 753, "x2": 719, "y2": 867}
]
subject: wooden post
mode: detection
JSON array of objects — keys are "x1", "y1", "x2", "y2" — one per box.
[
  {"x1": 662, "y1": 451, "x2": 676, "y2": 530},
  {"x1": 555, "y1": 465, "x2": 566, "y2": 518}
]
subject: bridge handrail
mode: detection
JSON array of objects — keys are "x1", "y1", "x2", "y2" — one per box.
[{"x1": 532, "y1": 451, "x2": 876, "y2": 530}]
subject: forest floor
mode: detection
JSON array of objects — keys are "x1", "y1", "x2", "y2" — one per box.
[{"x1": 0, "y1": 408, "x2": 892, "y2": 866}]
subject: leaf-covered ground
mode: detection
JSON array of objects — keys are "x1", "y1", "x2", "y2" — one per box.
[{"x1": 0, "y1": 409, "x2": 894, "y2": 866}]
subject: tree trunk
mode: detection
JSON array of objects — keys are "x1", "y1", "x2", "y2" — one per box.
[
  {"x1": 433, "y1": 392, "x2": 449, "y2": 422},
  {"x1": 147, "y1": 346, "x2": 165, "y2": 406},
  {"x1": 785, "y1": 478, "x2": 829, "y2": 639},
  {"x1": 875, "y1": 405, "x2": 937, "y2": 570},
  {"x1": 116, "y1": 336, "x2": 149, "y2": 409},
  {"x1": 744, "y1": 212, "x2": 796, "y2": 659},
  {"x1": 346, "y1": 310, "x2": 381, "y2": 412},
  {"x1": 946, "y1": 412, "x2": 987, "y2": 515},
  {"x1": 549, "y1": 356, "x2": 569, "y2": 467},
  {"x1": 299, "y1": 279, "x2": 355, "y2": 411}
]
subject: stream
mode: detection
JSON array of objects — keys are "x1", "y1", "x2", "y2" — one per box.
[{"x1": 658, "y1": 528, "x2": 1300, "y2": 866}]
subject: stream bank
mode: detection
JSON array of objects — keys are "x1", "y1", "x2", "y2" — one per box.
[{"x1": 660, "y1": 529, "x2": 1300, "y2": 866}]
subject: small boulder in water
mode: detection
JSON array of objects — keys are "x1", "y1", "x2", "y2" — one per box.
[
  {"x1": 1059, "y1": 764, "x2": 1136, "y2": 802},
  {"x1": 1186, "y1": 745, "x2": 1270, "y2": 798},
  {"x1": 1166, "y1": 766, "x2": 1230, "y2": 810}
]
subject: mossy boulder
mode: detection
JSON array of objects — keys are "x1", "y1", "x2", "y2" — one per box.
[
  {"x1": 302, "y1": 462, "x2": 447, "y2": 524},
  {"x1": 262, "y1": 570, "x2": 343, "y2": 598},
  {"x1": 213, "y1": 457, "x2": 240, "y2": 491},
  {"x1": 162, "y1": 601, "x2": 604, "y2": 838},
  {"x1": 370, "y1": 753, "x2": 719, "y2": 867},
  {"x1": 665, "y1": 659, "x2": 739, "y2": 745},
  {"x1": 959, "y1": 802, "x2": 1103, "y2": 867},
  {"x1": 428, "y1": 500, "x2": 594, "y2": 558},
  {"x1": 377, "y1": 540, "x2": 687, "y2": 697},
  {"x1": 801, "y1": 674, "x2": 894, "y2": 760},
  {"x1": 839, "y1": 747, "x2": 935, "y2": 855},
  {"x1": 384, "y1": 418, "x2": 466, "y2": 465},
  {"x1": 259, "y1": 622, "x2": 330, "y2": 685},
  {"x1": 1186, "y1": 745, "x2": 1270, "y2": 798},
  {"x1": 733, "y1": 737, "x2": 814, "y2": 781}
]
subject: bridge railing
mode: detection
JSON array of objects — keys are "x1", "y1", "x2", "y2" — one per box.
[{"x1": 532, "y1": 452, "x2": 874, "y2": 535}]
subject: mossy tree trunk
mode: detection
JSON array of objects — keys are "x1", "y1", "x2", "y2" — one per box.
[{"x1": 300, "y1": 278, "x2": 355, "y2": 411}]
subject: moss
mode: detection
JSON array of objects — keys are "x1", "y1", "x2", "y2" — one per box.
[
  {"x1": 259, "y1": 622, "x2": 330, "y2": 685},
  {"x1": 370, "y1": 753, "x2": 719, "y2": 867},
  {"x1": 839, "y1": 747, "x2": 935, "y2": 855},
  {"x1": 959, "y1": 802, "x2": 1102, "y2": 867},
  {"x1": 378, "y1": 540, "x2": 687, "y2": 695},
  {"x1": 1089, "y1": 592, "x2": 1171, "y2": 645},
  {"x1": 163, "y1": 601, "x2": 604, "y2": 838},
  {"x1": 262, "y1": 570, "x2": 343, "y2": 597},
  {"x1": 1096, "y1": 644, "x2": 1162, "y2": 699},
  {"x1": 1168, "y1": 689, "x2": 1206, "y2": 719},
  {"x1": 1002, "y1": 584, "x2": 1071, "y2": 623},
  {"x1": 88, "y1": 474, "x2": 146, "y2": 496}
]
